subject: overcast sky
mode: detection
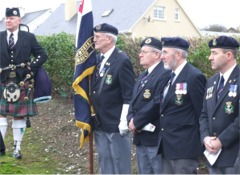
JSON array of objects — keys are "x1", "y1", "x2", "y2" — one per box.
[
  {"x1": 1, "y1": 0, "x2": 240, "y2": 29},
  {"x1": 179, "y1": 0, "x2": 240, "y2": 29}
]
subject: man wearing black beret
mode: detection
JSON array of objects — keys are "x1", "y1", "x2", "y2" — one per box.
[
  {"x1": 127, "y1": 37, "x2": 170, "y2": 174},
  {"x1": 0, "y1": 7, "x2": 48, "y2": 159},
  {"x1": 199, "y1": 35, "x2": 240, "y2": 174},
  {"x1": 157, "y1": 37, "x2": 206, "y2": 173},
  {"x1": 90, "y1": 23, "x2": 135, "y2": 174}
]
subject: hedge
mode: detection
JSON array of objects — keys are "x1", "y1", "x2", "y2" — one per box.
[{"x1": 37, "y1": 33, "x2": 240, "y2": 98}]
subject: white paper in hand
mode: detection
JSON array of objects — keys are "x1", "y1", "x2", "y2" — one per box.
[
  {"x1": 141, "y1": 123, "x2": 155, "y2": 132},
  {"x1": 204, "y1": 149, "x2": 222, "y2": 165}
]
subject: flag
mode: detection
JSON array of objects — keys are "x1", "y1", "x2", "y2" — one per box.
[{"x1": 72, "y1": 0, "x2": 96, "y2": 148}]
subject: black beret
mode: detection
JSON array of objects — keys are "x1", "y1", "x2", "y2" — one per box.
[
  {"x1": 140, "y1": 37, "x2": 162, "y2": 50},
  {"x1": 93, "y1": 23, "x2": 118, "y2": 36},
  {"x1": 5, "y1": 8, "x2": 20, "y2": 17},
  {"x1": 161, "y1": 37, "x2": 189, "y2": 51},
  {"x1": 208, "y1": 36, "x2": 239, "y2": 49}
]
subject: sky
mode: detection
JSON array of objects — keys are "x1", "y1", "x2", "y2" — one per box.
[
  {"x1": 178, "y1": 0, "x2": 240, "y2": 29},
  {"x1": 0, "y1": 0, "x2": 240, "y2": 29}
]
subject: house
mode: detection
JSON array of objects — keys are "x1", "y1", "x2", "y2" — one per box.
[
  {"x1": 226, "y1": 27, "x2": 238, "y2": 33},
  {"x1": 0, "y1": 8, "x2": 51, "y2": 32},
  {"x1": 1, "y1": 0, "x2": 202, "y2": 38}
]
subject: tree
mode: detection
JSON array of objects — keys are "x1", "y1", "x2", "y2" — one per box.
[{"x1": 203, "y1": 24, "x2": 227, "y2": 32}]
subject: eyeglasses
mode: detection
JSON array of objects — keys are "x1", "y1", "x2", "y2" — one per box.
[{"x1": 139, "y1": 50, "x2": 160, "y2": 54}]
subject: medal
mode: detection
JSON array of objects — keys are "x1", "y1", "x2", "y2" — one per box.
[
  {"x1": 100, "y1": 67, "x2": 106, "y2": 77},
  {"x1": 228, "y1": 84, "x2": 238, "y2": 97},
  {"x1": 182, "y1": 83, "x2": 187, "y2": 94},
  {"x1": 175, "y1": 83, "x2": 187, "y2": 105},
  {"x1": 206, "y1": 86, "x2": 214, "y2": 99}
]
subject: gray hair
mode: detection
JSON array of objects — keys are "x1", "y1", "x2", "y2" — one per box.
[
  {"x1": 105, "y1": 33, "x2": 118, "y2": 44},
  {"x1": 175, "y1": 48, "x2": 188, "y2": 58}
]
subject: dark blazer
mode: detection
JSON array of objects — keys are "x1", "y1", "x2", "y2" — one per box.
[
  {"x1": 159, "y1": 63, "x2": 206, "y2": 159},
  {"x1": 91, "y1": 47, "x2": 135, "y2": 133},
  {"x1": 199, "y1": 65, "x2": 240, "y2": 167},
  {"x1": 127, "y1": 61, "x2": 170, "y2": 146},
  {"x1": 234, "y1": 117, "x2": 240, "y2": 173},
  {"x1": 0, "y1": 30, "x2": 47, "y2": 83}
]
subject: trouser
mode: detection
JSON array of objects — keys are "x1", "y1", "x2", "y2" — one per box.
[{"x1": 94, "y1": 129, "x2": 131, "y2": 174}]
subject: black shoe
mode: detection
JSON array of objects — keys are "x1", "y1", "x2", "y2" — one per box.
[
  {"x1": 13, "y1": 150, "x2": 22, "y2": 159},
  {"x1": 0, "y1": 151, "x2": 6, "y2": 157}
]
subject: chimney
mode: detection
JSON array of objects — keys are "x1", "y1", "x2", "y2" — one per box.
[{"x1": 65, "y1": 0, "x2": 76, "y2": 21}]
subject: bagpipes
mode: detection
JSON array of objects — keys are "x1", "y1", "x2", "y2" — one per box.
[{"x1": 1, "y1": 24, "x2": 52, "y2": 127}]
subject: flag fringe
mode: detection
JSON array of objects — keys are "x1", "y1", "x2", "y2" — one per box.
[
  {"x1": 76, "y1": 120, "x2": 91, "y2": 148},
  {"x1": 72, "y1": 66, "x2": 95, "y2": 101}
]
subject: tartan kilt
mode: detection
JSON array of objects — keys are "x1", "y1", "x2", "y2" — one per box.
[{"x1": 0, "y1": 82, "x2": 38, "y2": 117}]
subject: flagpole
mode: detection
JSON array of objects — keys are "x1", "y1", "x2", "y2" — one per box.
[
  {"x1": 89, "y1": 75, "x2": 94, "y2": 174},
  {"x1": 89, "y1": 131, "x2": 94, "y2": 174}
]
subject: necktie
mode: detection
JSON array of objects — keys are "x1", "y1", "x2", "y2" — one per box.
[
  {"x1": 162, "y1": 72, "x2": 175, "y2": 102},
  {"x1": 168, "y1": 72, "x2": 175, "y2": 89},
  {"x1": 140, "y1": 70, "x2": 148, "y2": 85},
  {"x1": 96, "y1": 55, "x2": 104, "y2": 77},
  {"x1": 9, "y1": 33, "x2": 14, "y2": 49},
  {"x1": 217, "y1": 75, "x2": 224, "y2": 99}
]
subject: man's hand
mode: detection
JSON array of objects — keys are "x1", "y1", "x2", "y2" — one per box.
[
  {"x1": 204, "y1": 136, "x2": 222, "y2": 154},
  {"x1": 128, "y1": 118, "x2": 136, "y2": 132}
]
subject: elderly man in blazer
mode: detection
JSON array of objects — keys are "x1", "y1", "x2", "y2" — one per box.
[
  {"x1": 127, "y1": 37, "x2": 170, "y2": 174},
  {"x1": 199, "y1": 36, "x2": 239, "y2": 174},
  {"x1": 90, "y1": 23, "x2": 135, "y2": 174},
  {"x1": 158, "y1": 37, "x2": 206, "y2": 174}
]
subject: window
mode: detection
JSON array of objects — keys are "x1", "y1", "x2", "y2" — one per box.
[
  {"x1": 153, "y1": 6, "x2": 165, "y2": 19},
  {"x1": 175, "y1": 8, "x2": 180, "y2": 21}
]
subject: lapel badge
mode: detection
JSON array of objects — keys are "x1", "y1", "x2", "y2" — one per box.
[
  {"x1": 105, "y1": 74, "x2": 112, "y2": 85},
  {"x1": 206, "y1": 86, "x2": 214, "y2": 99},
  {"x1": 175, "y1": 94, "x2": 183, "y2": 105},
  {"x1": 228, "y1": 84, "x2": 237, "y2": 97},
  {"x1": 224, "y1": 101, "x2": 234, "y2": 114},
  {"x1": 143, "y1": 89, "x2": 151, "y2": 99},
  {"x1": 106, "y1": 62, "x2": 110, "y2": 66}
]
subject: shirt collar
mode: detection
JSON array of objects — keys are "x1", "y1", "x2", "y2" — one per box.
[
  {"x1": 172, "y1": 60, "x2": 187, "y2": 82},
  {"x1": 147, "y1": 61, "x2": 161, "y2": 74},
  {"x1": 101, "y1": 46, "x2": 115, "y2": 61},
  {"x1": 221, "y1": 63, "x2": 237, "y2": 85}
]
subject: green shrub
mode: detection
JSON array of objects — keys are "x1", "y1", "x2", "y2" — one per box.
[
  {"x1": 37, "y1": 33, "x2": 75, "y2": 98},
  {"x1": 36, "y1": 33, "x2": 240, "y2": 98}
]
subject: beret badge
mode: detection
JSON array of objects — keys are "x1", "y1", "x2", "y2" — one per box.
[
  {"x1": 95, "y1": 25, "x2": 101, "y2": 31},
  {"x1": 13, "y1": 10, "x2": 18, "y2": 15},
  {"x1": 145, "y1": 38, "x2": 152, "y2": 44},
  {"x1": 212, "y1": 39, "x2": 217, "y2": 46}
]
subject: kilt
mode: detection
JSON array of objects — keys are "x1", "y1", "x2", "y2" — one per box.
[{"x1": 0, "y1": 82, "x2": 38, "y2": 117}]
